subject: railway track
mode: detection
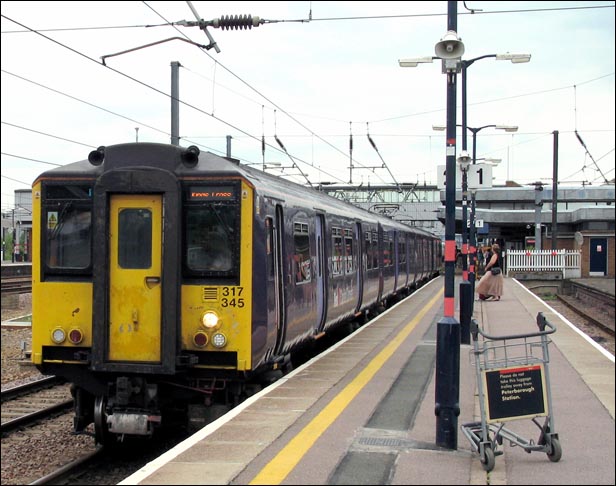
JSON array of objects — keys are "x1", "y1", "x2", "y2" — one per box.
[
  {"x1": 1, "y1": 376, "x2": 73, "y2": 433},
  {"x1": 1, "y1": 275, "x2": 32, "y2": 294}
]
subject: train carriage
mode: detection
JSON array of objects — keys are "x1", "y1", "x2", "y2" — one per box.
[{"x1": 31, "y1": 142, "x2": 440, "y2": 444}]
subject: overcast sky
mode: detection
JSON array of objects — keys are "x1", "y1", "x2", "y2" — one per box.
[{"x1": 1, "y1": 1, "x2": 614, "y2": 212}]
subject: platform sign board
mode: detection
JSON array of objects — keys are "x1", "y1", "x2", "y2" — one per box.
[
  {"x1": 468, "y1": 163, "x2": 493, "y2": 189},
  {"x1": 437, "y1": 163, "x2": 493, "y2": 190},
  {"x1": 482, "y1": 363, "x2": 548, "y2": 423}
]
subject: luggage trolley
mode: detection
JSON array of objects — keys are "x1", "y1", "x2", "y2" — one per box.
[{"x1": 461, "y1": 312, "x2": 562, "y2": 472}]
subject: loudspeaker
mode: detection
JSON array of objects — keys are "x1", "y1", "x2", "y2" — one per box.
[{"x1": 435, "y1": 30, "x2": 464, "y2": 59}]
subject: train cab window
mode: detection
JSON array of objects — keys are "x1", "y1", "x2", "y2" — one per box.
[
  {"x1": 183, "y1": 184, "x2": 240, "y2": 279},
  {"x1": 185, "y1": 207, "x2": 235, "y2": 273},
  {"x1": 43, "y1": 183, "x2": 93, "y2": 275},
  {"x1": 293, "y1": 222, "x2": 311, "y2": 284}
]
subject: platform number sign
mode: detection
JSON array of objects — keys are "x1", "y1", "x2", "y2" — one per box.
[{"x1": 437, "y1": 163, "x2": 493, "y2": 190}]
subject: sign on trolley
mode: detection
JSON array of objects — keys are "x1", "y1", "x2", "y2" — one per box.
[
  {"x1": 461, "y1": 314, "x2": 562, "y2": 472},
  {"x1": 482, "y1": 364, "x2": 548, "y2": 423}
]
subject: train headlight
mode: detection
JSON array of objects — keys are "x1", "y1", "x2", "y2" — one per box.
[
  {"x1": 51, "y1": 327, "x2": 66, "y2": 344},
  {"x1": 211, "y1": 332, "x2": 227, "y2": 348},
  {"x1": 193, "y1": 331, "x2": 208, "y2": 347},
  {"x1": 201, "y1": 311, "x2": 219, "y2": 329},
  {"x1": 69, "y1": 328, "x2": 84, "y2": 345}
]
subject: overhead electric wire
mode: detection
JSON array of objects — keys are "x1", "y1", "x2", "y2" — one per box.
[
  {"x1": 141, "y1": 2, "x2": 384, "y2": 184},
  {"x1": 1, "y1": 69, "x2": 171, "y2": 138},
  {"x1": 365, "y1": 124, "x2": 402, "y2": 194},
  {"x1": 2, "y1": 3, "x2": 614, "y2": 190},
  {"x1": 1, "y1": 14, "x2": 347, "y2": 185},
  {"x1": 3, "y1": 3, "x2": 611, "y2": 34},
  {"x1": 1, "y1": 121, "x2": 97, "y2": 148}
]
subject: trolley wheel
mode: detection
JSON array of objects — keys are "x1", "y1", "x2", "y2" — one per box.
[
  {"x1": 480, "y1": 447, "x2": 496, "y2": 472},
  {"x1": 547, "y1": 438, "x2": 562, "y2": 462}
]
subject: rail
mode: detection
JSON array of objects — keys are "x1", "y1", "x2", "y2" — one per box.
[
  {"x1": 506, "y1": 249, "x2": 581, "y2": 279},
  {"x1": 1, "y1": 276, "x2": 32, "y2": 294}
]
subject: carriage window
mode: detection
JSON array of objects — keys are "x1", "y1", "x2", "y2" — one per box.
[
  {"x1": 383, "y1": 234, "x2": 394, "y2": 267},
  {"x1": 344, "y1": 229, "x2": 354, "y2": 273},
  {"x1": 293, "y1": 222, "x2": 311, "y2": 283},
  {"x1": 332, "y1": 228, "x2": 343, "y2": 276},
  {"x1": 372, "y1": 231, "x2": 379, "y2": 268},
  {"x1": 266, "y1": 218, "x2": 274, "y2": 280},
  {"x1": 399, "y1": 240, "x2": 406, "y2": 265},
  {"x1": 365, "y1": 232, "x2": 373, "y2": 270},
  {"x1": 118, "y1": 209, "x2": 152, "y2": 269}
]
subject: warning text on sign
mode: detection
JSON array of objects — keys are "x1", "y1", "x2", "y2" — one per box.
[{"x1": 484, "y1": 364, "x2": 548, "y2": 423}]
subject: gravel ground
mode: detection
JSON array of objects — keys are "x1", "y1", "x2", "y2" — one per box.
[
  {"x1": 1, "y1": 293, "x2": 44, "y2": 390},
  {"x1": 1, "y1": 289, "x2": 613, "y2": 485},
  {"x1": 2, "y1": 294, "x2": 99, "y2": 486}
]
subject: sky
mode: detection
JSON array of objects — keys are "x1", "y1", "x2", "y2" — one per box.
[{"x1": 1, "y1": 1, "x2": 615, "y2": 213}]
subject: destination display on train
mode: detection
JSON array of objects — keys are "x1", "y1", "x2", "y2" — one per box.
[{"x1": 189, "y1": 186, "x2": 235, "y2": 201}]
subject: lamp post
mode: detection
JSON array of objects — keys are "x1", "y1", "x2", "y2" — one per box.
[
  {"x1": 433, "y1": 122, "x2": 515, "y2": 342},
  {"x1": 432, "y1": 124, "x2": 476, "y2": 282},
  {"x1": 399, "y1": 1, "x2": 464, "y2": 450}
]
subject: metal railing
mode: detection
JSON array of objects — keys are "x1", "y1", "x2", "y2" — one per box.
[{"x1": 506, "y1": 249, "x2": 581, "y2": 279}]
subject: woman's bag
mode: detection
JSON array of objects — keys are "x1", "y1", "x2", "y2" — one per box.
[{"x1": 490, "y1": 267, "x2": 502, "y2": 275}]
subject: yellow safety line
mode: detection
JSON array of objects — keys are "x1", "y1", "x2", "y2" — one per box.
[{"x1": 249, "y1": 289, "x2": 443, "y2": 485}]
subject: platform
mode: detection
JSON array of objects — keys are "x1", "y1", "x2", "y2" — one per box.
[{"x1": 120, "y1": 277, "x2": 614, "y2": 485}]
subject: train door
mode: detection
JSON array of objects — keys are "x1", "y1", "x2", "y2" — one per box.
[
  {"x1": 273, "y1": 205, "x2": 287, "y2": 355},
  {"x1": 315, "y1": 214, "x2": 327, "y2": 333},
  {"x1": 589, "y1": 238, "x2": 608, "y2": 276},
  {"x1": 107, "y1": 194, "x2": 162, "y2": 362},
  {"x1": 377, "y1": 224, "x2": 384, "y2": 301},
  {"x1": 354, "y1": 222, "x2": 363, "y2": 313},
  {"x1": 393, "y1": 231, "x2": 399, "y2": 292},
  {"x1": 410, "y1": 233, "x2": 418, "y2": 285}
]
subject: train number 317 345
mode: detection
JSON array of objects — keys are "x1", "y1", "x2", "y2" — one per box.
[{"x1": 221, "y1": 287, "x2": 245, "y2": 308}]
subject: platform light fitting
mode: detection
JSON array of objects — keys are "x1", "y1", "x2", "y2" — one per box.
[{"x1": 495, "y1": 53, "x2": 531, "y2": 63}]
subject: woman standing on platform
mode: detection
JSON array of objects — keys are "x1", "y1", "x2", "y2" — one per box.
[{"x1": 476, "y1": 243, "x2": 504, "y2": 301}]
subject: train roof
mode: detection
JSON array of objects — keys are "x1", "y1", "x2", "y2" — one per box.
[{"x1": 34, "y1": 142, "x2": 437, "y2": 239}]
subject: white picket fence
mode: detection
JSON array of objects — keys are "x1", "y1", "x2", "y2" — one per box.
[{"x1": 506, "y1": 249, "x2": 581, "y2": 279}]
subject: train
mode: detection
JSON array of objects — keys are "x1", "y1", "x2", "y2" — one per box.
[{"x1": 31, "y1": 142, "x2": 441, "y2": 444}]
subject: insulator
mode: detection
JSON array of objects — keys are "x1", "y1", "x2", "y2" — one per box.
[{"x1": 215, "y1": 15, "x2": 261, "y2": 30}]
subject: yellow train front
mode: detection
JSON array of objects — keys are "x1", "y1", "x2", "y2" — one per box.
[
  {"x1": 31, "y1": 143, "x2": 271, "y2": 444},
  {"x1": 31, "y1": 142, "x2": 441, "y2": 445}
]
